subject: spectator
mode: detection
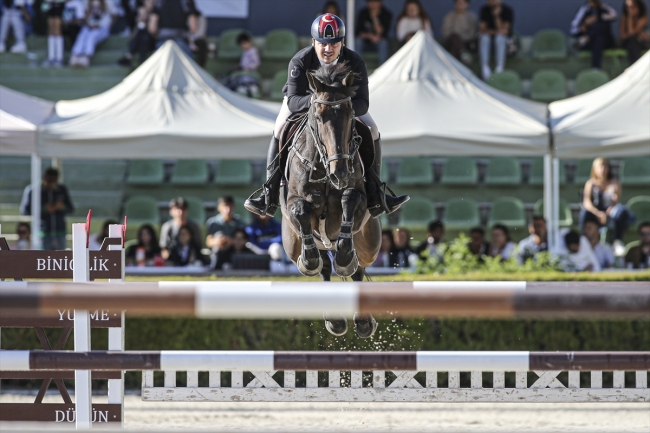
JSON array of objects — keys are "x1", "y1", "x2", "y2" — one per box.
[
  {"x1": 560, "y1": 229, "x2": 601, "y2": 272},
  {"x1": 159, "y1": 197, "x2": 203, "y2": 259},
  {"x1": 321, "y1": 0, "x2": 345, "y2": 21},
  {"x1": 62, "y1": 0, "x2": 86, "y2": 48},
  {"x1": 205, "y1": 195, "x2": 247, "y2": 260},
  {"x1": 88, "y1": 219, "x2": 118, "y2": 250},
  {"x1": 189, "y1": 4, "x2": 207, "y2": 67},
  {"x1": 391, "y1": 227, "x2": 414, "y2": 268},
  {"x1": 478, "y1": 0, "x2": 514, "y2": 80},
  {"x1": 416, "y1": 220, "x2": 445, "y2": 257},
  {"x1": 488, "y1": 224, "x2": 515, "y2": 259},
  {"x1": 69, "y1": 0, "x2": 112, "y2": 67},
  {"x1": 117, "y1": 0, "x2": 155, "y2": 66},
  {"x1": 442, "y1": 0, "x2": 478, "y2": 62},
  {"x1": 581, "y1": 157, "x2": 632, "y2": 257},
  {"x1": 148, "y1": 0, "x2": 197, "y2": 55},
  {"x1": 125, "y1": 223, "x2": 162, "y2": 266},
  {"x1": 372, "y1": 228, "x2": 395, "y2": 267},
  {"x1": 214, "y1": 228, "x2": 254, "y2": 270},
  {"x1": 245, "y1": 213, "x2": 281, "y2": 252},
  {"x1": 20, "y1": 168, "x2": 74, "y2": 251},
  {"x1": 11, "y1": 222, "x2": 31, "y2": 250},
  {"x1": 583, "y1": 219, "x2": 615, "y2": 268},
  {"x1": 238, "y1": 31, "x2": 259, "y2": 71},
  {"x1": 625, "y1": 221, "x2": 650, "y2": 269},
  {"x1": 518, "y1": 215, "x2": 548, "y2": 262},
  {"x1": 395, "y1": 0, "x2": 432, "y2": 45},
  {"x1": 42, "y1": 0, "x2": 66, "y2": 67},
  {"x1": 571, "y1": 0, "x2": 617, "y2": 69},
  {"x1": 468, "y1": 226, "x2": 489, "y2": 257},
  {"x1": 356, "y1": 0, "x2": 392, "y2": 65},
  {"x1": 0, "y1": 0, "x2": 29, "y2": 53},
  {"x1": 166, "y1": 224, "x2": 208, "y2": 266},
  {"x1": 224, "y1": 32, "x2": 260, "y2": 97},
  {"x1": 620, "y1": 0, "x2": 649, "y2": 64}
]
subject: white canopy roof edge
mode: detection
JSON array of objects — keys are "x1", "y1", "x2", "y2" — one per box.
[{"x1": 0, "y1": 86, "x2": 54, "y2": 155}]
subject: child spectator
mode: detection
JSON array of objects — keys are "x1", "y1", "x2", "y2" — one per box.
[
  {"x1": 518, "y1": 215, "x2": 548, "y2": 263},
  {"x1": 125, "y1": 224, "x2": 162, "y2": 266},
  {"x1": 560, "y1": 229, "x2": 600, "y2": 272},
  {"x1": 159, "y1": 197, "x2": 203, "y2": 259},
  {"x1": 62, "y1": 0, "x2": 86, "y2": 47},
  {"x1": 625, "y1": 221, "x2": 650, "y2": 269},
  {"x1": 42, "y1": 0, "x2": 66, "y2": 67},
  {"x1": 583, "y1": 219, "x2": 615, "y2": 268},
  {"x1": 356, "y1": 0, "x2": 393, "y2": 65},
  {"x1": 224, "y1": 32, "x2": 260, "y2": 97},
  {"x1": 11, "y1": 222, "x2": 31, "y2": 250},
  {"x1": 238, "y1": 31, "x2": 259, "y2": 71},
  {"x1": 206, "y1": 195, "x2": 247, "y2": 261},
  {"x1": 571, "y1": 0, "x2": 617, "y2": 69},
  {"x1": 478, "y1": 0, "x2": 514, "y2": 80},
  {"x1": 468, "y1": 226, "x2": 489, "y2": 257},
  {"x1": 620, "y1": 0, "x2": 649, "y2": 64},
  {"x1": 488, "y1": 224, "x2": 515, "y2": 259},
  {"x1": 214, "y1": 228, "x2": 254, "y2": 270},
  {"x1": 415, "y1": 220, "x2": 445, "y2": 258},
  {"x1": 442, "y1": 0, "x2": 478, "y2": 62},
  {"x1": 0, "y1": 0, "x2": 29, "y2": 53},
  {"x1": 69, "y1": 0, "x2": 112, "y2": 67},
  {"x1": 117, "y1": 0, "x2": 155, "y2": 66},
  {"x1": 391, "y1": 227, "x2": 414, "y2": 268},
  {"x1": 166, "y1": 224, "x2": 208, "y2": 267},
  {"x1": 395, "y1": 0, "x2": 433, "y2": 45},
  {"x1": 88, "y1": 219, "x2": 118, "y2": 250},
  {"x1": 372, "y1": 229, "x2": 395, "y2": 267},
  {"x1": 245, "y1": 213, "x2": 281, "y2": 253}
]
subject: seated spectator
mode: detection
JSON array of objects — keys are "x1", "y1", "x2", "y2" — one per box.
[
  {"x1": 245, "y1": 213, "x2": 282, "y2": 253},
  {"x1": 62, "y1": 0, "x2": 86, "y2": 47},
  {"x1": 442, "y1": 0, "x2": 478, "y2": 62},
  {"x1": 11, "y1": 222, "x2": 31, "y2": 250},
  {"x1": 518, "y1": 215, "x2": 548, "y2": 263},
  {"x1": 237, "y1": 32, "x2": 259, "y2": 71},
  {"x1": 488, "y1": 224, "x2": 515, "y2": 259},
  {"x1": 625, "y1": 221, "x2": 650, "y2": 269},
  {"x1": 356, "y1": 0, "x2": 392, "y2": 65},
  {"x1": 189, "y1": 5, "x2": 207, "y2": 67},
  {"x1": 0, "y1": 0, "x2": 29, "y2": 53},
  {"x1": 321, "y1": 0, "x2": 345, "y2": 21},
  {"x1": 125, "y1": 223, "x2": 162, "y2": 266},
  {"x1": 117, "y1": 0, "x2": 155, "y2": 66},
  {"x1": 580, "y1": 157, "x2": 632, "y2": 257},
  {"x1": 213, "y1": 228, "x2": 255, "y2": 270},
  {"x1": 372, "y1": 229, "x2": 395, "y2": 267},
  {"x1": 159, "y1": 197, "x2": 203, "y2": 260},
  {"x1": 391, "y1": 227, "x2": 414, "y2": 268},
  {"x1": 620, "y1": 0, "x2": 649, "y2": 64},
  {"x1": 583, "y1": 219, "x2": 615, "y2": 269},
  {"x1": 69, "y1": 0, "x2": 113, "y2": 67},
  {"x1": 42, "y1": 0, "x2": 66, "y2": 67},
  {"x1": 166, "y1": 224, "x2": 208, "y2": 267},
  {"x1": 395, "y1": 0, "x2": 433, "y2": 45},
  {"x1": 478, "y1": 0, "x2": 514, "y2": 80},
  {"x1": 416, "y1": 220, "x2": 445, "y2": 258},
  {"x1": 88, "y1": 219, "x2": 118, "y2": 250},
  {"x1": 468, "y1": 226, "x2": 489, "y2": 257},
  {"x1": 206, "y1": 195, "x2": 247, "y2": 261},
  {"x1": 148, "y1": 0, "x2": 197, "y2": 55},
  {"x1": 571, "y1": 0, "x2": 617, "y2": 69},
  {"x1": 560, "y1": 229, "x2": 601, "y2": 272},
  {"x1": 224, "y1": 32, "x2": 260, "y2": 97}
]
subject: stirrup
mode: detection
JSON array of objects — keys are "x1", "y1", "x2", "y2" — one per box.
[{"x1": 244, "y1": 186, "x2": 278, "y2": 217}]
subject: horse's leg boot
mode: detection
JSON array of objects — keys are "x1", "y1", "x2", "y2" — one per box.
[
  {"x1": 324, "y1": 314, "x2": 348, "y2": 337},
  {"x1": 353, "y1": 313, "x2": 377, "y2": 339},
  {"x1": 365, "y1": 137, "x2": 409, "y2": 218},
  {"x1": 245, "y1": 135, "x2": 281, "y2": 217}
]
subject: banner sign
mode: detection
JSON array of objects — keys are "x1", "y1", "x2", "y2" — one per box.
[
  {"x1": 195, "y1": 0, "x2": 248, "y2": 18},
  {"x1": 0, "y1": 250, "x2": 122, "y2": 279}
]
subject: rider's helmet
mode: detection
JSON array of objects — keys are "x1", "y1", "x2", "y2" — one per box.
[{"x1": 311, "y1": 13, "x2": 346, "y2": 44}]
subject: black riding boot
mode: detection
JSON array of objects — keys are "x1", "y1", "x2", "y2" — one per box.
[
  {"x1": 245, "y1": 136, "x2": 281, "y2": 217},
  {"x1": 366, "y1": 137, "x2": 409, "y2": 218}
]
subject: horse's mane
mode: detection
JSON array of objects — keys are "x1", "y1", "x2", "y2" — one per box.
[{"x1": 311, "y1": 62, "x2": 358, "y2": 97}]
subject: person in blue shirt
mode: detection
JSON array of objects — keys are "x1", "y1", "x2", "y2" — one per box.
[{"x1": 246, "y1": 214, "x2": 282, "y2": 251}]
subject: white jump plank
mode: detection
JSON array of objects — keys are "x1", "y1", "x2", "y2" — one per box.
[
  {"x1": 187, "y1": 371, "x2": 198, "y2": 388},
  {"x1": 493, "y1": 372, "x2": 504, "y2": 389},
  {"x1": 471, "y1": 371, "x2": 482, "y2": 389},
  {"x1": 164, "y1": 371, "x2": 176, "y2": 388},
  {"x1": 231, "y1": 371, "x2": 243, "y2": 388},
  {"x1": 516, "y1": 372, "x2": 527, "y2": 389},
  {"x1": 306, "y1": 371, "x2": 318, "y2": 388},
  {"x1": 373, "y1": 371, "x2": 385, "y2": 389},
  {"x1": 351, "y1": 371, "x2": 362, "y2": 388},
  {"x1": 426, "y1": 371, "x2": 437, "y2": 388},
  {"x1": 285, "y1": 371, "x2": 295, "y2": 388},
  {"x1": 636, "y1": 371, "x2": 647, "y2": 388},
  {"x1": 209, "y1": 371, "x2": 220, "y2": 388},
  {"x1": 591, "y1": 371, "x2": 602, "y2": 389},
  {"x1": 328, "y1": 371, "x2": 340, "y2": 388},
  {"x1": 568, "y1": 371, "x2": 580, "y2": 389},
  {"x1": 143, "y1": 371, "x2": 154, "y2": 388},
  {"x1": 613, "y1": 371, "x2": 625, "y2": 389},
  {"x1": 448, "y1": 372, "x2": 460, "y2": 389}
]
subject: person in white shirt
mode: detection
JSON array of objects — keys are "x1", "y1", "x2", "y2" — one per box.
[
  {"x1": 559, "y1": 229, "x2": 601, "y2": 272},
  {"x1": 0, "y1": 0, "x2": 29, "y2": 53},
  {"x1": 518, "y1": 215, "x2": 548, "y2": 263},
  {"x1": 583, "y1": 219, "x2": 615, "y2": 269},
  {"x1": 488, "y1": 223, "x2": 515, "y2": 260},
  {"x1": 395, "y1": 0, "x2": 433, "y2": 44},
  {"x1": 69, "y1": 0, "x2": 113, "y2": 67}
]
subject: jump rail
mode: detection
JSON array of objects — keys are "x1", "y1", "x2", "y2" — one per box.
[{"x1": 1, "y1": 281, "x2": 649, "y2": 319}]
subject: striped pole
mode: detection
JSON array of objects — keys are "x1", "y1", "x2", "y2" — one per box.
[
  {"x1": 1, "y1": 281, "x2": 649, "y2": 319},
  {"x1": 1, "y1": 350, "x2": 649, "y2": 372}
]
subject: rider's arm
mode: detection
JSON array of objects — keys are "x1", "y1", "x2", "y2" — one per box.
[
  {"x1": 350, "y1": 58, "x2": 370, "y2": 117},
  {"x1": 285, "y1": 56, "x2": 312, "y2": 113}
]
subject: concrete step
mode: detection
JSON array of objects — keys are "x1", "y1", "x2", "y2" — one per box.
[
  {"x1": 25, "y1": 36, "x2": 130, "y2": 51},
  {"x1": 0, "y1": 64, "x2": 129, "y2": 78}
]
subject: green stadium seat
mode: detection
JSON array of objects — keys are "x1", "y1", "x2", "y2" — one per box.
[
  {"x1": 68, "y1": 191, "x2": 123, "y2": 218},
  {"x1": 127, "y1": 160, "x2": 164, "y2": 185},
  {"x1": 488, "y1": 197, "x2": 526, "y2": 228},
  {"x1": 62, "y1": 160, "x2": 127, "y2": 191},
  {"x1": 184, "y1": 196, "x2": 206, "y2": 228},
  {"x1": 574, "y1": 159, "x2": 593, "y2": 185},
  {"x1": 485, "y1": 157, "x2": 521, "y2": 185},
  {"x1": 398, "y1": 197, "x2": 436, "y2": 228},
  {"x1": 529, "y1": 158, "x2": 567, "y2": 185},
  {"x1": 534, "y1": 198, "x2": 573, "y2": 227},
  {"x1": 627, "y1": 196, "x2": 650, "y2": 227},
  {"x1": 621, "y1": 157, "x2": 650, "y2": 186},
  {"x1": 396, "y1": 157, "x2": 433, "y2": 185},
  {"x1": 532, "y1": 29, "x2": 568, "y2": 60},
  {"x1": 576, "y1": 69, "x2": 609, "y2": 94},
  {"x1": 530, "y1": 69, "x2": 567, "y2": 102},
  {"x1": 214, "y1": 160, "x2": 253, "y2": 186},
  {"x1": 442, "y1": 198, "x2": 481, "y2": 230},
  {"x1": 488, "y1": 70, "x2": 522, "y2": 96},
  {"x1": 218, "y1": 29, "x2": 247, "y2": 60},
  {"x1": 380, "y1": 159, "x2": 390, "y2": 183},
  {"x1": 270, "y1": 70, "x2": 287, "y2": 101},
  {"x1": 170, "y1": 160, "x2": 209, "y2": 185},
  {"x1": 440, "y1": 157, "x2": 477, "y2": 185},
  {"x1": 123, "y1": 196, "x2": 159, "y2": 225},
  {"x1": 263, "y1": 29, "x2": 298, "y2": 60},
  {"x1": 0, "y1": 156, "x2": 31, "y2": 190}
]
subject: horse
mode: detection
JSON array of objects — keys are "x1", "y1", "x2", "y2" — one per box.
[{"x1": 279, "y1": 63, "x2": 382, "y2": 339}]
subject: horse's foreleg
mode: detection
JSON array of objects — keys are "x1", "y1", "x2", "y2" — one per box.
[
  {"x1": 334, "y1": 188, "x2": 361, "y2": 277},
  {"x1": 291, "y1": 198, "x2": 322, "y2": 276}
]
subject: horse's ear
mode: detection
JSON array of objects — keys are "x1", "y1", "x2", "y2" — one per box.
[
  {"x1": 307, "y1": 71, "x2": 322, "y2": 93},
  {"x1": 343, "y1": 72, "x2": 355, "y2": 87}
]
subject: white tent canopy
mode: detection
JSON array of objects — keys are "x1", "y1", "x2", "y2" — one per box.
[
  {"x1": 549, "y1": 52, "x2": 650, "y2": 158},
  {"x1": 0, "y1": 86, "x2": 54, "y2": 155},
  {"x1": 369, "y1": 31, "x2": 550, "y2": 157},
  {"x1": 38, "y1": 41, "x2": 279, "y2": 159}
]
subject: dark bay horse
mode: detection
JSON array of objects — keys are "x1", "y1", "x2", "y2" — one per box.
[{"x1": 280, "y1": 63, "x2": 381, "y2": 338}]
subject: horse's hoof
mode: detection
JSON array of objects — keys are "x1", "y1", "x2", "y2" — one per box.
[
  {"x1": 297, "y1": 254, "x2": 323, "y2": 277},
  {"x1": 324, "y1": 315, "x2": 348, "y2": 336},
  {"x1": 334, "y1": 250, "x2": 359, "y2": 277},
  {"x1": 353, "y1": 313, "x2": 377, "y2": 339}
]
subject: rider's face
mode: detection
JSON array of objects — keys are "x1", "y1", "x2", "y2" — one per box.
[{"x1": 313, "y1": 40, "x2": 343, "y2": 64}]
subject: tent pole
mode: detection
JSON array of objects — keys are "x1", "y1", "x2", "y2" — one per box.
[
  {"x1": 346, "y1": 0, "x2": 355, "y2": 51},
  {"x1": 552, "y1": 156, "x2": 561, "y2": 252},
  {"x1": 30, "y1": 153, "x2": 42, "y2": 250},
  {"x1": 543, "y1": 152, "x2": 554, "y2": 252}
]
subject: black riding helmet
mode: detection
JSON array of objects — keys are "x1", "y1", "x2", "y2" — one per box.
[{"x1": 311, "y1": 13, "x2": 346, "y2": 44}]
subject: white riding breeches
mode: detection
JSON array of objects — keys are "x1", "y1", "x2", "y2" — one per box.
[{"x1": 273, "y1": 97, "x2": 380, "y2": 141}]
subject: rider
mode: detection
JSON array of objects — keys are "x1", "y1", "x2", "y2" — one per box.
[{"x1": 245, "y1": 13, "x2": 409, "y2": 219}]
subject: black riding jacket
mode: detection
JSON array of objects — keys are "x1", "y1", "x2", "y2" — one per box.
[{"x1": 282, "y1": 46, "x2": 370, "y2": 117}]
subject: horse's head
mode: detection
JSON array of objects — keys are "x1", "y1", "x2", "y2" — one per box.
[{"x1": 306, "y1": 63, "x2": 357, "y2": 190}]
